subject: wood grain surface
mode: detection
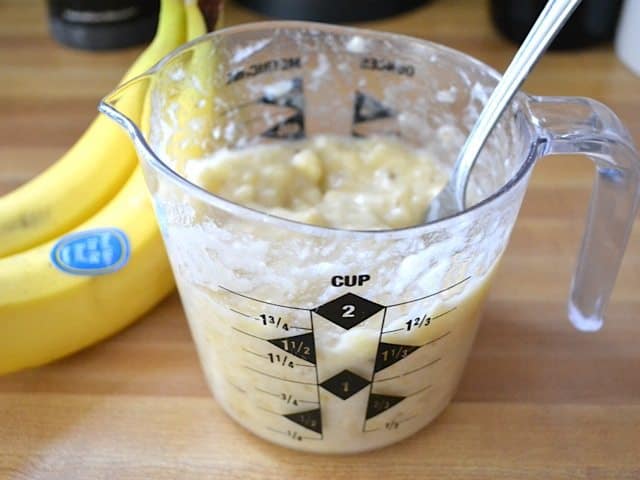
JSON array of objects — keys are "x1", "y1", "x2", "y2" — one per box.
[{"x1": 1, "y1": 1, "x2": 639, "y2": 479}]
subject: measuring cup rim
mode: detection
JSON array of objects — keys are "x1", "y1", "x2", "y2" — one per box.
[{"x1": 112, "y1": 20, "x2": 540, "y2": 238}]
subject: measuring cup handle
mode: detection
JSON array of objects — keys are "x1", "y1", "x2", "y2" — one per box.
[{"x1": 527, "y1": 96, "x2": 640, "y2": 331}]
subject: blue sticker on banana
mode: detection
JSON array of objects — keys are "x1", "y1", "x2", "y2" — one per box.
[{"x1": 50, "y1": 228, "x2": 130, "y2": 275}]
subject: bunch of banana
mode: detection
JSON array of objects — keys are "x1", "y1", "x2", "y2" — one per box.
[{"x1": 0, "y1": 0, "x2": 218, "y2": 375}]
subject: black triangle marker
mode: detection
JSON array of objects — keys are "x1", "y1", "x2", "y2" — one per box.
[
  {"x1": 268, "y1": 333, "x2": 316, "y2": 364},
  {"x1": 261, "y1": 111, "x2": 305, "y2": 140},
  {"x1": 366, "y1": 393, "x2": 405, "y2": 419},
  {"x1": 284, "y1": 408, "x2": 322, "y2": 434},
  {"x1": 353, "y1": 91, "x2": 394, "y2": 124},
  {"x1": 374, "y1": 342, "x2": 420, "y2": 372}
]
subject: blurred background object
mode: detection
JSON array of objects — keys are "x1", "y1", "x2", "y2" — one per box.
[
  {"x1": 491, "y1": 0, "x2": 623, "y2": 49},
  {"x1": 616, "y1": 0, "x2": 640, "y2": 75},
  {"x1": 235, "y1": 0, "x2": 430, "y2": 22},
  {"x1": 198, "y1": 0, "x2": 225, "y2": 31},
  {"x1": 47, "y1": 0, "x2": 160, "y2": 50}
]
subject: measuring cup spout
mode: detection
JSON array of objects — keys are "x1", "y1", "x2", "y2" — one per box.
[{"x1": 98, "y1": 73, "x2": 152, "y2": 143}]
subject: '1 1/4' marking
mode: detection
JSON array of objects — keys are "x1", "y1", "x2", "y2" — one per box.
[{"x1": 267, "y1": 353, "x2": 294, "y2": 368}]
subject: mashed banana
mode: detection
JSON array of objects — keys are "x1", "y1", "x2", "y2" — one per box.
[
  {"x1": 185, "y1": 135, "x2": 446, "y2": 229},
  {"x1": 166, "y1": 135, "x2": 496, "y2": 453}
]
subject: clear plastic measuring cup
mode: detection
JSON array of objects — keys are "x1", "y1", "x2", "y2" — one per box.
[{"x1": 100, "y1": 22, "x2": 640, "y2": 453}]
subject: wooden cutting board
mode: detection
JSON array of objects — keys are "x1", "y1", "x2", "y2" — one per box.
[{"x1": 1, "y1": 1, "x2": 639, "y2": 478}]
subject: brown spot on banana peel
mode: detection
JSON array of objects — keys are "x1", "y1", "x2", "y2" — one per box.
[{"x1": 0, "y1": 210, "x2": 49, "y2": 233}]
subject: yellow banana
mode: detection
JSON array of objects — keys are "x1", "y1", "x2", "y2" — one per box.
[
  {"x1": 0, "y1": 0, "x2": 224, "y2": 375},
  {"x1": 166, "y1": 0, "x2": 220, "y2": 173},
  {"x1": 186, "y1": 0, "x2": 208, "y2": 38},
  {"x1": 0, "y1": 169, "x2": 174, "y2": 375},
  {"x1": 0, "y1": 0, "x2": 185, "y2": 258}
]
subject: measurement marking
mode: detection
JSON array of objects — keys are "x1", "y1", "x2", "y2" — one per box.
[
  {"x1": 223, "y1": 97, "x2": 302, "y2": 117},
  {"x1": 265, "y1": 427, "x2": 321, "y2": 441},
  {"x1": 258, "y1": 405, "x2": 282, "y2": 416},
  {"x1": 220, "y1": 285, "x2": 308, "y2": 311},
  {"x1": 244, "y1": 366, "x2": 317, "y2": 386},
  {"x1": 432, "y1": 307, "x2": 457, "y2": 320},
  {"x1": 309, "y1": 310, "x2": 323, "y2": 439},
  {"x1": 295, "y1": 363, "x2": 315, "y2": 368},
  {"x1": 256, "y1": 387, "x2": 280, "y2": 398},
  {"x1": 387, "y1": 276, "x2": 472, "y2": 307},
  {"x1": 406, "y1": 385, "x2": 432, "y2": 397},
  {"x1": 230, "y1": 307, "x2": 312, "y2": 331},
  {"x1": 222, "y1": 99, "x2": 255, "y2": 114},
  {"x1": 242, "y1": 347, "x2": 268, "y2": 359},
  {"x1": 421, "y1": 331, "x2": 451, "y2": 346},
  {"x1": 381, "y1": 327, "x2": 404, "y2": 335},
  {"x1": 398, "y1": 415, "x2": 417, "y2": 424},
  {"x1": 255, "y1": 388, "x2": 319, "y2": 405},
  {"x1": 374, "y1": 358, "x2": 441, "y2": 383},
  {"x1": 382, "y1": 308, "x2": 457, "y2": 335},
  {"x1": 363, "y1": 307, "x2": 387, "y2": 432},
  {"x1": 229, "y1": 307, "x2": 254, "y2": 319},
  {"x1": 244, "y1": 114, "x2": 272, "y2": 125},
  {"x1": 232, "y1": 327, "x2": 266, "y2": 341},
  {"x1": 228, "y1": 381, "x2": 247, "y2": 393}
]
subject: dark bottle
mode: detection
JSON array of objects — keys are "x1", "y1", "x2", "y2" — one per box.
[
  {"x1": 491, "y1": 0, "x2": 623, "y2": 50},
  {"x1": 47, "y1": 0, "x2": 160, "y2": 51},
  {"x1": 235, "y1": 0, "x2": 430, "y2": 23}
]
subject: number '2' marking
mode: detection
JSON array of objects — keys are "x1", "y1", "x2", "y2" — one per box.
[{"x1": 342, "y1": 305, "x2": 356, "y2": 318}]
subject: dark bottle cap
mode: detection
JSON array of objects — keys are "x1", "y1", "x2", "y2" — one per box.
[
  {"x1": 235, "y1": 0, "x2": 430, "y2": 23},
  {"x1": 47, "y1": 0, "x2": 160, "y2": 51},
  {"x1": 490, "y1": 0, "x2": 623, "y2": 50}
]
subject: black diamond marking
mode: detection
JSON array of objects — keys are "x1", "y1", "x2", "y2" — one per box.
[
  {"x1": 314, "y1": 293, "x2": 384, "y2": 330},
  {"x1": 366, "y1": 393, "x2": 405, "y2": 419},
  {"x1": 353, "y1": 91, "x2": 394, "y2": 124},
  {"x1": 284, "y1": 408, "x2": 322, "y2": 434},
  {"x1": 320, "y1": 370, "x2": 370, "y2": 400},
  {"x1": 268, "y1": 333, "x2": 316, "y2": 364},
  {"x1": 374, "y1": 343, "x2": 420, "y2": 372}
]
